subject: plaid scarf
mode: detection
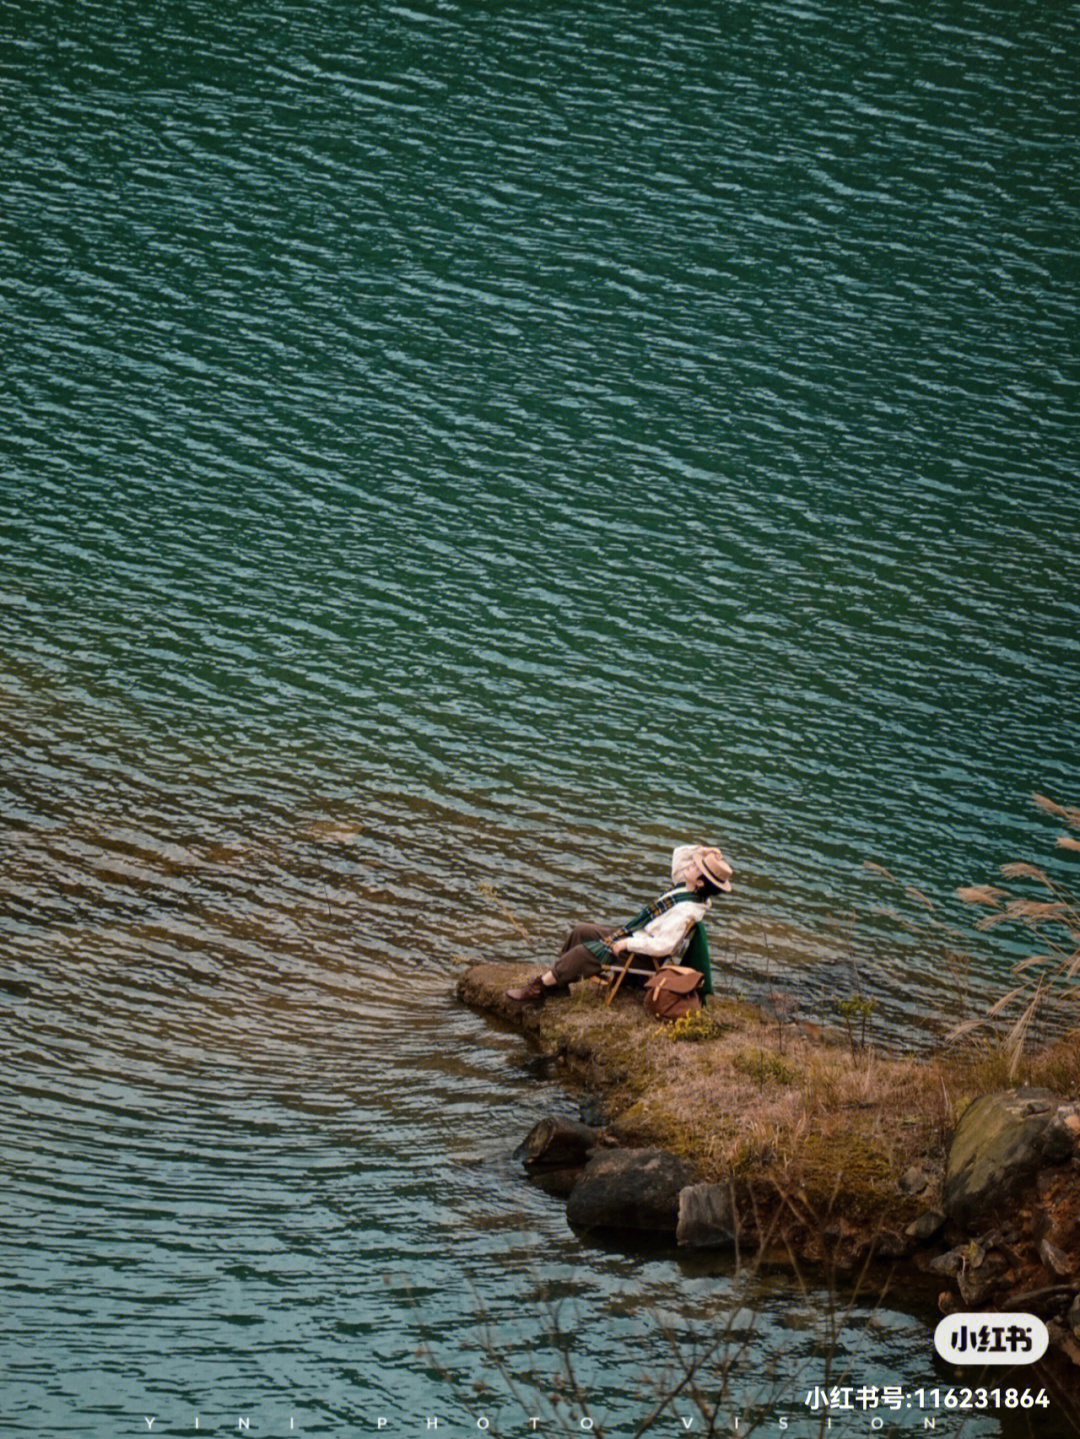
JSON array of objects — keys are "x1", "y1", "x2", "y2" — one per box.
[
  {"x1": 583, "y1": 887, "x2": 700, "y2": 960},
  {"x1": 609, "y1": 888, "x2": 700, "y2": 942}
]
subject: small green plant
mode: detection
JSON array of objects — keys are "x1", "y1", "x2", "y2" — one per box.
[
  {"x1": 833, "y1": 996, "x2": 877, "y2": 1056},
  {"x1": 665, "y1": 1008, "x2": 722, "y2": 1043},
  {"x1": 733, "y1": 1047, "x2": 798, "y2": 1087}
]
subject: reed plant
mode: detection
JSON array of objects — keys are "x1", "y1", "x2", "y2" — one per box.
[{"x1": 949, "y1": 793, "x2": 1080, "y2": 1077}]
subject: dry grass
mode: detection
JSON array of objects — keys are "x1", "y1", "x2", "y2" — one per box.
[
  {"x1": 959, "y1": 1026, "x2": 1080, "y2": 1099},
  {"x1": 538, "y1": 980, "x2": 1080, "y2": 1220},
  {"x1": 538, "y1": 987, "x2": 966, "y2": 1230},
  {"x1": 460, "y1": 958, "x2": 1080, "y2": 1266}
]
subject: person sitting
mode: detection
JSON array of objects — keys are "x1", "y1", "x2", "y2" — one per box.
[{"x1": 506, "y1": 846, "x2": 733, "y2": 1003}]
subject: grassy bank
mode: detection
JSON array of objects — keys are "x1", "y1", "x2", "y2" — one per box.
[{"x1": 457, "y1": 962, "x2": 1080, "y2": 1263}]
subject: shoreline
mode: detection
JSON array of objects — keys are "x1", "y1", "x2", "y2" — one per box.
[{"x1": 457, "y1": 962, "x2": 1080, "y2": 1402}]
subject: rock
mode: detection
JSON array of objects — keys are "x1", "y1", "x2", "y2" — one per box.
[
  {"x1": 1068, "y1": 1293, "x2": 1080, "y2": 1341},
  {"x1": 873, "y1": 1230, "x2": 911, "y2": 1260},
  {"x1": 965, "y1": 1238, "x2": 988, "y2": 1269},
  {"x1": 566, "y1": 1147, "x2": 697, "y2": 1235},
  {"x1": 957, "y1": 1272, "x2": 990, "y2": 1307},
  {"x1": 527, "y1": 1166, "x2": 590, "y2": 1200},
  {"x1": 515, "y1": 1117, "x2": 604, "y2": 1200},
  {"x1": 1002, "y1": 1283, "x2": 1074, "y2": 1313},
  {"x1": 579, "y1": 1096, "x2": 608, "y2": 1129},
  {"x1": 928, "y1": 1238, "x2": 1001, "y2": 1307},
  {"x1": 1039, "y1": 1237, "x2": 1073, "y2": 1278},
  {"x1": 1045, "y1": 1321, "x2": 1080, "y2": 1369},
  {"x1": 899, "y1": 1161, "x2": 938, "y2": 1198},
  {"x1": 943, "y1": 1089, "x2": 1080, "y2": 1229},
  {"x1": 514, "y1": 1116, "x2": 601, "y2": 1170},
  {"x1": 928, "y1": 1248, "x2": 963, "y2": 1277},
  {"x1": 676, "y1": 1183, "x2": 739, "y2": 1248},
  {"x1": 906, "y1": 1209, "x2": 946, "y2": 1243}
]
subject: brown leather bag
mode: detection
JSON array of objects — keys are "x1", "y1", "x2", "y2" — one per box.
[{"x1": 643, "y1": 965, "x2": 703, "y2": 1020}]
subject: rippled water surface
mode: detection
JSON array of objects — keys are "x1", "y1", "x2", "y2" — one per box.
[{"x1": 3, "y1": 0, "x2": 1080, "y2": 1433}]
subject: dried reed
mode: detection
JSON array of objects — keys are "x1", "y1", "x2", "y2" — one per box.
[{"x1": 950, "y1": 791, "x2": 1080, "y2": 1077}]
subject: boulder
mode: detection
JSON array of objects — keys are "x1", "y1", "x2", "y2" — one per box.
[
  {"x1": 566, "y1": 1147, "x2": 697, "y2": 1235},
  {"x1": 874, "y1": 1230, "x2": 914, "y2": 1261},
  {"x1": 676, "y1": 1182, "x2": 739, "y2": 1249},
  {"x1": 944, "y1": 1089, "x2": 1080, "y2": 1230}
]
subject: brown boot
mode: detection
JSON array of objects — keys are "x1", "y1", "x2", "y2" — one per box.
[{"x1": 505, "y1": 974, "x2": 548, "y2": 1003}]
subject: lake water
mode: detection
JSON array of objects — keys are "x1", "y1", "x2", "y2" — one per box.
[{"x1": 3, "y1": 1, "x2": 1079, "y2": 1434}]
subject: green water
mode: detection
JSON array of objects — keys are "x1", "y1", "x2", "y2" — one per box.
[{"x1": 3, "y1": 1, "x2": 1079, "y2": 1433}]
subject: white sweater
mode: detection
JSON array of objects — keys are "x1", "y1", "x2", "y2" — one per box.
[{"x1": 624, "y1": 886, "x2": 709, "y2": 958}]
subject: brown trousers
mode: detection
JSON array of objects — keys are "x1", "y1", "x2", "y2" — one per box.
[{"x1": 551, "y1": 921, "x2": 611, "y2": 986}]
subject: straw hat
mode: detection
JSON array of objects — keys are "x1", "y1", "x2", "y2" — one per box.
[{"x1": 697, "y1": 847, "x2": 733, "y2": 892}]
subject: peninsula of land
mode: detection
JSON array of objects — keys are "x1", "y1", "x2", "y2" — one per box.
[{"x1": 458, "y1": 962, "x2": 1080, "y2": 1388}]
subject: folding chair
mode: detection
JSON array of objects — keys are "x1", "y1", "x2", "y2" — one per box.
[{"x1": 601, "y1": 951, "x2": 663, "y2": 1006}]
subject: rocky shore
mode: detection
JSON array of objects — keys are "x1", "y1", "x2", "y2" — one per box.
[{"x1": 457, "y1": 962, "x2": 1080, "y2": 1390}]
